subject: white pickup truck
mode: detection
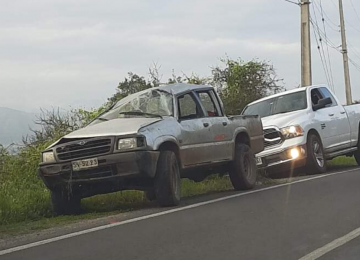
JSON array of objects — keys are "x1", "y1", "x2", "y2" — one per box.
[{"x1": 242, "y1": 85, "x2": 360, "y2": 175}]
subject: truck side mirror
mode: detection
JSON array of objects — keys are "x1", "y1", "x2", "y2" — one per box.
[{"x1": 313, "y1": 97, "x2": 332, "y2": 111}]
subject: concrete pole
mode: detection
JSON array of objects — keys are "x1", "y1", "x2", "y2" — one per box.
[
  {"x1": 301, "y1": 0, "x2": 312, "y2": 87},
  {"x1": 339, "y1": 0, "x2": 353, "y2": 105}
]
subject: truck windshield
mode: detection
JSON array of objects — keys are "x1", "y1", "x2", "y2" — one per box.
[
  {"x1": 96, "y1": 89, "x2": 173, "y2": 121},
  {"x1": 242, "y1": 91, "x2": 307, "y2": 118}
]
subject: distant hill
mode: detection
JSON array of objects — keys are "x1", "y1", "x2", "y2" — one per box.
[{"x1": 0, "y1": 107, "x2": 38, "y2": 147}]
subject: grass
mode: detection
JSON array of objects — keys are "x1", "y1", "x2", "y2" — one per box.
[
  {"x1": 0, "y1": 155, "x2": 358, "y2": 239},
  {"x1": 328, "y1": 156, "x2": 357, "y2": 168},
  {"x1": 0, "y1": 177, "x2": 234, "y2": 239}
]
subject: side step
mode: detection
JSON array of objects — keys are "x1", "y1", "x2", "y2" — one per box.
[{"x1": 325, "y1": 147, "x2": 358, "y2": 160}]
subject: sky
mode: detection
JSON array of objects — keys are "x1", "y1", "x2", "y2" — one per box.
[{"x1": 1, "y1": 0, "x2": 360, "y2": 113}]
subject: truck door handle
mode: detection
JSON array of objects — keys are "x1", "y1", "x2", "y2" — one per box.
[
  {"x1": 222, "y1": 122, "x2": 228, "y2": 126},
  {"x1": 203, "y1": 123, "x2": 209, "y2": 128},
  {"x1": 340, "y1": 111, "x2": 346, "y2": 114},
  {"x1": 329, "y1": 113, "x2": 334, "y2": 116}
]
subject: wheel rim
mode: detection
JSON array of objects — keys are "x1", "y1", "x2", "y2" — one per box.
[{"x1": 313, "y1": 141, "x2": 325, "y2": 167}]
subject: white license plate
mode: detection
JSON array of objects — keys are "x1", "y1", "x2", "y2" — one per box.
[
  {"x1": 72, "y1": 158, "x2": 98, "y2": 171},
  {"x1": 256, "y1": 157, "x2": 263, "y2": 166}
]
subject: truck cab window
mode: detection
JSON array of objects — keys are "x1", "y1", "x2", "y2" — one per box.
[
  {"x1": 197, "y1": 91, "x2": 219, "y2": 117},
  {"x1": 178, "y1": 93, "x2": 201, "y2": 120},
  {"x1": 311, "y1": 89, "x2": 323, "y2": 106}
]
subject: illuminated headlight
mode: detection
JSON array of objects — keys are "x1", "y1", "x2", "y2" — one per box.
[
  {"x1": 42, "y1": 151, "x2": 55, "y2": 163},
  {"x1": 281, "y1": 125, "x2": 304, "y2": 139},
  {"x1": 117, "y1": 137, "x2": 146, "y2": 150}
]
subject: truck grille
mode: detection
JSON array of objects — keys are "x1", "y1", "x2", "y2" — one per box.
[
  {"x1": 56, "y1": 138, "x2": 113, "y2": 161},
  {"x1": 264, "y1": 128, "x2": 283, "y2": 149}
]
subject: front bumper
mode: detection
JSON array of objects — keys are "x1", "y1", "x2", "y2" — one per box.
[
  {"x1": 39, "y1": 151, "x2": 160, "y2": 192},
  {"x1": 256, "y1": 137, "x2": 307, "y2": 170}
]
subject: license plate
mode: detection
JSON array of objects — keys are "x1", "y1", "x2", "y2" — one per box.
[
  {"x1": 72, "y1": 158, "x2": 98, "y2": 171},
  {"x1": 256, "y1": 157, "x2": 263, "y2": 166}
]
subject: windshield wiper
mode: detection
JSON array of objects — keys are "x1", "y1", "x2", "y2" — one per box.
[{"x1": 119, "y1": 111, "x2": 163, "y2": 118}]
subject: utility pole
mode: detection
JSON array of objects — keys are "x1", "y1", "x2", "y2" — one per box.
[
  {"x1": 300, "y1": 0, "x2": 312, "y2": 87},
  {"x1": 339, "y1": 0, "x2": 353, "y2": 105}
]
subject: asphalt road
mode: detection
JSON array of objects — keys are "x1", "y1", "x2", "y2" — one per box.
[{"x1": 1, "y1": 168, "x2": 360, "y2": 260}]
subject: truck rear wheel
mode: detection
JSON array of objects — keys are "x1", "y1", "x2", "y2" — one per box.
[
  {"x1": 306, "y1": 134, "x2": 327, "y2": 174},
  {"x1": 154, "y1": 150, "x2": 181, "y2": 207},
  {"x1": 229, "y1": 144, "x2": 257, "y2": 190},
  {"x1": 51, "y1": 190, "x2": 81, "y2": 216},
  {"x1": 144, "y1": 189, "x2": 156, "y2": 201}
]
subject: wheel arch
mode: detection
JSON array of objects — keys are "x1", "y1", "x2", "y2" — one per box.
[
  {"x1": 157, "y1": 141, "x2": 182, "y2": 169},
  {"x1": 232, "y1": 131, "x2": 251, "y2": 160},
  {"x1": 235, "y1": 131, "x2": 251, "y2": 147},
  {"x1": 307, "y1": 128, "x2": 322, "y2": 143}
]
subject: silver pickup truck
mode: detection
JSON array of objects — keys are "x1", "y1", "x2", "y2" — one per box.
[{"x1": 39, "y1": 83, "x2": 264, "y2": 214}]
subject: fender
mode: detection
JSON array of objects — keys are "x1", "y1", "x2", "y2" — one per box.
[{"x1": 153, "y1": 135, "x2": 180, "y2": 150}]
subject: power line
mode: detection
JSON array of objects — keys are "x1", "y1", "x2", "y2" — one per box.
[
  {"x1": 328, "y1": 0, "x2": 360, "y2": 32},
  {"x1": 312, "y1": 0, "x2": 340, "y2": 32},
  {"x1": 345, "y1": 19, "x2": 360, "y2": 33},
  {"x1": 348, "y1": 41, "x2": 360, "y2": 62},
  {"x1": 310, "y1": 2, "x2": 337, "y2": 90},
  {"x1": 319, "y1": 0, "x2": 336, "y2": 92},
  {"x1": 349, "y1": 58, "x2": 360, "y2": 72},
  {"x1": 284, "y1": 0, "x2": 299, "y2": 5},
  {"x1": 349, "y1": 0, "x2": 360, "y2": 23},
  {"x1": 310, "y1": 18, "x2": 332, "y2": 89},
  {"x1": 310, "y1": 17, "x2": 341, "y2": 52}
]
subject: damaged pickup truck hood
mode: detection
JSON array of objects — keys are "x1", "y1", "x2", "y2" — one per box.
[
  {"x1": 261, "y1": 110, "x2": 308, "y2": 129},
  {"x1": 48, "y1": 118, "x2": 161, "y2": 148}
]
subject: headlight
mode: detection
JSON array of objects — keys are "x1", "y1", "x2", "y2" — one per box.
[
  {"x1": 117, "y1": 137, "x2": 146, "y2": 150},
  {"x1": 281, "y1": 125, "x2": 304, "y2": 139},
  {"x1": 42, "y1": 151, "x2": 55, "y2": 163}
]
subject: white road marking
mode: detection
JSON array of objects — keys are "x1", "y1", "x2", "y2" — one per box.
[
  {"x1": 0, "y1": 168, "x2": 358, "y2": 256},
  {"x1": 299, "y1": 227, "x2": 360, "y2": 260}
]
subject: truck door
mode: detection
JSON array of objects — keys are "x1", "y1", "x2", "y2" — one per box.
[
  {"x1": 195, "y1": 90, "x2": 232, "y2": 162},
  {"x1": 311, "y1": 88, "x2": 349, "y2": 152},
  {"x1": 177, "y1": 92, "x2": 214, "y2": 167},
  {"x1": 319, "y1": 87, "x2": 351, "y2": 149}
]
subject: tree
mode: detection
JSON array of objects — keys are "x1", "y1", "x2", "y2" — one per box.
[
  {"x1": 212, "y1": 58, "x2": 284, "y2": 115},
  {"x1": 167, "y1": 71, "x2": 209, "y2": 85},
  {"x1": 109, "y1": 72, "x2": 152, "y2": 103}
]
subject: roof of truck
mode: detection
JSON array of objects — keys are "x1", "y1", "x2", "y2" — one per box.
[{"x1": 158, "y1": 83, "x2": 212, "y2": 95}]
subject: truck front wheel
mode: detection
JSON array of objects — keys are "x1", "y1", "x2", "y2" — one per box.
[
  {"x1": 51, "y1": 190, "x2": 81, "y2": 216},
  {"x1": 229, "y1": 144, "x2": 257, "y2": 190},
  {"x1": 353, "y1": 148, "x2": 360, "y2": 166},
  {"x1": 306, "y1": 134, "x2": 327, "y2": 174},
  {"x1": 154, "y1": 150, "x2": 181, "y2": 207}
]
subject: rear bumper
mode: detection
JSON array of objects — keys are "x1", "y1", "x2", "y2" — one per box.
[{"x1": 39, "y1": 151, "x2": 160, "y2": 194}]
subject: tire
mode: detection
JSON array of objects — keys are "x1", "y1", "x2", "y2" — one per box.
[
  {"x1": 51, "y1": 190, "x2": 81, "y2": 216},
  {"x1": 306, "y1": 134, "x2": 327, "y2": 174},
  {"x1": 144, "y1": 189, "x2": 156, "y2": 201},
  {"x1": 154, "y1": 150, "x2": 181, "y2": 207},
  {"x1": 229, "y1": 144, "x2": 257, "y2": 190},
  {"x1": 353, "y1": 148, "x2": 360, "y2": 166}
]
